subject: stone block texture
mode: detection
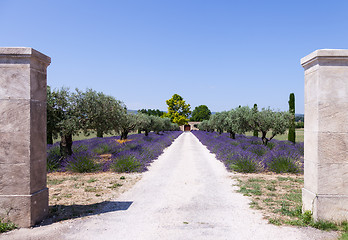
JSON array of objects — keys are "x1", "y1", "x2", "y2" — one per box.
[
  {"x1": 301, "y1": 49, "x2": 348, "y2": 222},
  {"x1": 0, "y1": 48, "x2": 50, "y2": 227}
]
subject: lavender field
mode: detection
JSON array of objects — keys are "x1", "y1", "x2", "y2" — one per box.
[
  {"x1": 192, "y1": 131, "x2": 304, "y2": 173},
  {"x1": 47, "y1": 131, "x2": 182, "y2": 173}
]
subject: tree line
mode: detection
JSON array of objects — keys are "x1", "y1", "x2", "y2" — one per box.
[
  {"x1": 198, "y1": 105, "x2": 292, "y2": 146},
  {"x1": 197, "y1": 93, "x2": 299, "y2": 145},
  {"x1": 47, "y1": 87, "x2": 179, "y2": 157}
]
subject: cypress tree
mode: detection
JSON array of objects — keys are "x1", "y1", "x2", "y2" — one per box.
[
  {"x1": 288, "y1": 93, "x2": 296, "y2": 143},
  {"x1": 253, "y1": 104, "x2": 258, "y2": 137}
]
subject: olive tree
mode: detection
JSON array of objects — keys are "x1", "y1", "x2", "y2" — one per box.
[
  {"x1": 47, "y1": 87, "x2": 80, "y2": 157},
  {"x1": 116, "y1": 109, "x2": 139, "y2": 140},
  {"x1": 76, "y1": 89, "x2": 124, "y2": 138},
  {"x1": 47, "y1": 86, "x2": 58, "y2": 145},
  {"x1": 152, "y1": 116, "x2": 165, "y2": 134},
  {"x1": 209, "y1": 112, "x2": 227, "y2": 134},
  {"x1": 252, "y1": 108, "x2": 291, "y2": 145},
  {"x1": 197, "y1": 120, "x2": 214, "y2": 132},
  {"x1": 210, "y1": 107, "x2": 253, "y2": 139},
  {"x1": 161, "y1": 117, "x2": 173, "y2": 132},
  {"x1": 253, "y1": 104, "x2": 259, "y2": 137},
  {"x1": 201, "y1": 106, "x2": 290, "y2": 146},
  {"x1": 224, "y1": 109, "x2": 240, "y2": 139},
  {"x1": 137, "y1": 114, "x2": 178, "y2": 135},
  {"x1": 170, "y1": 122, "x2": 180, "y2": 131},
  {"x1": 136, "y1": 113, "x2": 152, "y2": 136}
]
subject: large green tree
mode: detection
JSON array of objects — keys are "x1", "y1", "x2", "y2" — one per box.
[
  {"x1": 163, "y1": 94, "x2": 191, "y2": 125},
  {"x1": 190, "y1": 105, "x2": 211, "y2": 122}
]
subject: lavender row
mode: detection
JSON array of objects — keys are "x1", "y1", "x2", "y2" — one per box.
[
  {"x1": 192, "y1": 131, "x2": 304, "y2": 173},
  {"x1": 47, "y1": 131, "x2": 182, "y2": 173}
]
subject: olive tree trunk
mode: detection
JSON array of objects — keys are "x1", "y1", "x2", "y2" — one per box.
[{"x1": 60, "y1": 134, "x2": 73, "y2": 157}]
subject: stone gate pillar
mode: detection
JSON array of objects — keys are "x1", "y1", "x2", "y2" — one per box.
[
  {"x1": 0, "y1": 48, "x2": 51, "y2": 227},
  {"x1": 301, "y1": 49, "x2": 348, "y2": 222}
]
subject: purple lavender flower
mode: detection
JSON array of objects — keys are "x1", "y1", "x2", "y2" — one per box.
[
  {"x1": 193, "y1": 130, "x2": 303, "y2": 173},
  {"x1": 47, "y1": 131, "x2": 182, "y2": 173}
]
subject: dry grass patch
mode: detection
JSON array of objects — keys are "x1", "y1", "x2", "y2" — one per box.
[
  {"x1": 233, "y1": 172, "x2": 304, "y2": 225},
  {"x1": 45, "y1": 172, "x2": 141, "y2": 223},
  {"x1": 233, "y1": 172, "x2": 348, "y2": 238}
]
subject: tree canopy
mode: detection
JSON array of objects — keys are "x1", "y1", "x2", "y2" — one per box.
[
  {"x1": 162, "y1": 94, "x2": 191, "y2": 126},
  {"x1": 137, "y1": 114, "x2": 179, "y2": 136},
  {"x1": 76, "y1": 89, "x2": 124, "y2": 138},
  {"x1": 138, "y1": 109, "x2": 164, "y2": 117},
  {"x1": 190, "y1": 105, "x2": 211, "y2": 122},
  {"x1": 47, "y1": 87, "x2": 81, "y2": 156},
  {"x1": 47, "y1": 86, "x2": 181, "y2": 156},
  {"x1": 198, "y1": 106, "x2": 290, "y2": 145}
]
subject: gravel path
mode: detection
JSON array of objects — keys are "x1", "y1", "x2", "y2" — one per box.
[{"x1": 1, "y1": 132, "x2": 338, "y2": 240}]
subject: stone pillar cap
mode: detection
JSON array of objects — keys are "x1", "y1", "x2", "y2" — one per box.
[
  {"x1": 0, "y1": 47, "x2": 51, "y2": 64},
  {"x1": 301, "y1": 49, "x2": 348, "y2": 67}
]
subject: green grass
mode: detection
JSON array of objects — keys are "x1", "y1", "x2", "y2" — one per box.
[
  {"x1": 87, "y1": 178, "x2": 98, "y2": 183},
  {"x1": 237, "y1": 179, "x2": 263, "y2": 196},
  {"x1": 108, "y1": 183, "x2": 123, "y2": 189},
  {"x1": 268, "y1": 217, "x2": 282, "y2": 226},
  {"x1": 0, "y1": 219, "x2": 17, "y2": 233},
  {"x1": 340, "y1": 233, "x2": 348, "y2": 240},
  {"x1": 245, "y1": 128, "x2": 304, "y2": 142},
  {"x1": 47, "y1": 177, "x2": 66, "y2": 185},
  {"x1": 52, "y1": 130, "x2": 138, "y2": 143},
  {"x1": 84, "y1": 186, "x2": 98, "y2": 192},
  {"x1": 234, "y1": 173, "x2": 347, "y2": 238}
]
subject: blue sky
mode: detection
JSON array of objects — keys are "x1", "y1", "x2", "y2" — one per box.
[{"x1": 1, "y1": 1, "x2": 348, "y2": 114}]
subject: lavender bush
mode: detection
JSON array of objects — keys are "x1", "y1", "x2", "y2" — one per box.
[
  {"x1": 47, "y1": 131, "x2": 182, "y2": 173},
  {"x1": 110, "y1": 152, "x2": 142, "y2": 172},
  {"x1": 63, "y1": 151, "x2": 101, "y2": 173},
  {"x1": 228, "y1": 151, "x2": 261, "y2": 173},
  {"x1": 47, "y1": 145, "x2": 61, "y2": 172},
  {"x1": 263, "y1": 151, "x2": 301, "y2": 173},
  {"x1": 192, "y1": 131, "x2": 303, "y2": 173}
]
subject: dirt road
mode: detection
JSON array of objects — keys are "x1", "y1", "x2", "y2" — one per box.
[{"x1": 1, "y1": 132, "x2": 338, "y2": 240}]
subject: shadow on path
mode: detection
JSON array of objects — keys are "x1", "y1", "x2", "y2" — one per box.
[{"x1": 38, "y1": 201, "x2": 133, "y2": 227}]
